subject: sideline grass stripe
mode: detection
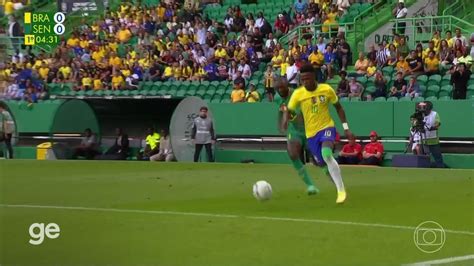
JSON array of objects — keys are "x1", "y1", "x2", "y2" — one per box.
[{"x1": 2, "y1": 204, "x2": 474, "y2": 236}]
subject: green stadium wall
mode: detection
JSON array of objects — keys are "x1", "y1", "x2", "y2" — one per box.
[{"x1": 209, "y1": 99, "x2": 474, "y2": 138}]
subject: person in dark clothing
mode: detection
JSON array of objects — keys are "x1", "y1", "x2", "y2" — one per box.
[
  {"x1": 191, "y1": 106, "x2": 216, "y2": 162},
  {"x1": 451, "y1": 63, "x2": 471, "y2": 99},
  {"x1": 73, "y1": 128, "x2": 99, "y2": 160},
  {"x1": 95, "y1": 128, "x2": 129, "y2": 160}
]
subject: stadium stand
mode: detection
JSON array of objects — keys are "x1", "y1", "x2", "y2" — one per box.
[{"x1": 0, "y1": 0, "x2": 473, "y2": 104}]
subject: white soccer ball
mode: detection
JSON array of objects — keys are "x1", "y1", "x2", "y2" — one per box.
[{"x1": 253, "y1": 180, "x2": 272, "y2": 201}]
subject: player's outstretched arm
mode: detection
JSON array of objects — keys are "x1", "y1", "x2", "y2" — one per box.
[{"x1": 334, "y1": 102, "x2": 354, "y2": 140}]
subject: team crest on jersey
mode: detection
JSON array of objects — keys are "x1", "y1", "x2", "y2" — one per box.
[
  {"x1": 319, "y1": 95, "x2": 326, "y2": 103},
  {"x1": 311, "y1": 97, "x2": 318, "y2": 104}
]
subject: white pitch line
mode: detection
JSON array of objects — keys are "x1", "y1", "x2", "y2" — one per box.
[
  {"x1": 1, "y1": 204, "x2": 474, "y2": 236},
  {"x1": 403, "y1": 254, "x2": 474, "y2": 266}
]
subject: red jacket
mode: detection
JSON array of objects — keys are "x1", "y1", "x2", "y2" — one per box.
[
  {"x1": 342, "y1": 143, "x2": 362, "y2": 160},
  {"x1": 364, "y1": 142, "x2": 384, "y2": 160}
]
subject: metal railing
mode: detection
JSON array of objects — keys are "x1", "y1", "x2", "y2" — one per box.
[{"x1": 391, "y1": 15, "x2": 474, "y2": 49}]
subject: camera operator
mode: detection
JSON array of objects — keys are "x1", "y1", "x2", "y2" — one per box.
[{"x1": 417, "y1": 101, "x2": 445, "y2": 168}]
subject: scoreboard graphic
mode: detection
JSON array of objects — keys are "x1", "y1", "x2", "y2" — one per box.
[{"x1": 24, "y1": 12, "x2": 66, "y2": 46}]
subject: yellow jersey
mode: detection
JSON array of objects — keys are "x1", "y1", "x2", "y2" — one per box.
[{"x1": 288, "y1": 84, "x2": 338, "y2": 138}]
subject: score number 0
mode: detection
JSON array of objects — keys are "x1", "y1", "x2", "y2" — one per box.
[{"x1": 53, "y1": 12, "x2": 65, "y2": 35}]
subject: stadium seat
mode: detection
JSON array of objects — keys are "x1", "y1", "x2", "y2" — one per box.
[
  {"x1": 413, "y1": 96, "x2": 424, "y2": 102},
  {"x1": 387, "y1": 97, "x2": 398, "y2": 102},
  {"x1": 339, "y1": 97, "x2": 350, "y2": 102},
  {"x1": 374, "y1": 97, "x2": 386, "y2": 102},
  {"x1": 438, "y1": 85, "x2": 453, "y2": 97},
  {"x1": 426, "y1": 74, "x2": 442, "y2": 86},
  {"x1": 438, "y1": 96, "x2": 451, "y2": 101},
  {"x1": 399, "y1": 97, "x2": 412, "y2": 102},
  {"x1": 416, "y1": 75, "x2": 428, "y2": 85}
]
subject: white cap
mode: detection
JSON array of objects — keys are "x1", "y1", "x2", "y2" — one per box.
[{"x1": 132, "y1": 74, "x2": 139, "y2": 79}]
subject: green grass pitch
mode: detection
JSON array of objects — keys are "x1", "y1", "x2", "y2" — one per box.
[{"x1": 0, "y1": 160, "x2": 473, "y2": 266}]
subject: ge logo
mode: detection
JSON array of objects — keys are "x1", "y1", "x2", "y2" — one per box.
[
  {"x1": 29, "y1": 223, "x2": 60, "y2": 245},
  {"x1": 413, "y1": 221, "x2": 446, "y2": 253}
]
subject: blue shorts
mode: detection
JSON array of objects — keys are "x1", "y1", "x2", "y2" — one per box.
[{"x1": 307, "y1": 127, "x2": 337, "y2": 166}]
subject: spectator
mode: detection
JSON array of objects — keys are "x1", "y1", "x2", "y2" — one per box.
[
  {"x1": 393, "y1": 1, "x2": 408, "y2": 35},
  {"x1": 308, "y1": 47, "x2": 324, "y2": 82},
  {"x1": 231, "y1": 76, "x2": 245, "y2": 103},
  {"x1": 337, "y1": 37, "x2": 351, "y2": 71},
  {"x1": 366, "y1": 60, "x2": 376, "y2": 78},
  {"x1": 367, "y1": 71, "x2": 387, "y2": 101},
  {"x1": 337, "y1": 70, "x2": 350, "y2": 98},
  {"x1": 354, "y1": 52, "x2": 369, "y2": 76},
  {"x1": 323, "y1": 45, "x2": 337, "y2": 80},
  {"x1": 238, "y1": 59, "x2": 252, "y2": 80},
  {"x1": 191, "y1": 106, "x2": 216, "y2": 162},
  {"x1": 387, "y1": 44, "x2": 398, "y2": 67},
  {"x1": 348, "y1": 77, "x2": 364, "y2": 99},
  {"x1": 389, "y1": 72, "x2": 407, "y2": 98},
  {"x1": 398, "y1": 36, "x2": 410, "y2": 57},
  {"x1": 376, "y1": 42, "x2": 388, "y2": 68},
  {"x1": 7, "y1": 16, "x2": 22, "y2": 52},
  {"x1": 367, "y1": 44, "x2": 377, "y2": 63},
  {"x1": 395, "y1": 55, "x2": 410, "y2": 76},
  {"x1": 424, "y1": 51, "x2": 440, "y2": 76},
  {"x1": 406, "y1": 50, "x2": 423, "y2": 77},
  {"x1": 111, "y1": 71, "x2": 124, "y2": 90},
  {"x1": 451, "y1": 63, "x2": 471, "y2": 100},
  {"x1": 137, "y1": 127, "x2": 160, "y2": 161},
  {"x1": 72, "y1": 128, "x2": 99, "y2": 160},
  {"x1": 264, "y1": 65, "x2": 275, "y2": 102},
  {"x1": 360, "y1": 131, "x2": 384, "y2": 166},
  {"x1": 95, "y1": 128, "x2": 129, "y2": 160},
  {"x1": 439, "y1": 40, "x2": 453, "y2": 70},
  {"x1": 217, "y1": 58, "x2": 229, "y2": 81},
  {"x1": 286, "y1": 57, "x2": 299, "y2": 88},
  {"x1": 453, "y1": 28, "x2": 468, "y2": 48},
  {"x1": 405, "y1": 76, "x2": 421, "y2": 98},
  {"x1": 294, "y1": 0, "x2": 308, "y2": 14},
  {"x1": 245, "y1": 82, "x2": 260, "y2": 103},
  {"x1": 337, "y1": 135, "x2": 362, "y2": 165},
  {"x1": 0, "y1": 105, "x2": 14, "y2": 159},
  {"x1": 150, "y1": 129, "x2": 175, "y2": 162},
  {"x1": 274, "y1": 14, "x2": 289, "y2": 36}
]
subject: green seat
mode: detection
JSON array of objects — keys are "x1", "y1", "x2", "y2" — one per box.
[
  {"x1": 413, "y1": 96, "x2": 424, "y2": 102},
  {"x1": 221, "y1": 98, "x2": 231, "y2": 103},
  {"x1": 438, "y1": 96, "x2": 451, "y2": 100},
  {"x1": 426, "y1": 74, "x2": 442, "y2": 86},
  {"x1": 85, "y1": 90, "x2": 94, "y2": 97},
  {"x1": 382, "y1": 66, "x2": 394, "y2": 76},
  {"x1": 365, "y1": 86, "x2": 376, "y2": 93},
  {"x1": 94, "y1": 90, "x2": 104, "y2": 96},
  {"x1": 339, "y1": 97, "x2": 350, "y2": 102},
  {"x1": 425, "y1": 96, "x2": 438, "y2": 101},
  {"x1": 138, "y1": 89, "x2": 149, "y2": 96},
  {"x1": 374, "y1": 97, "x2": 386, "y2": 102},
  {"x1": 113, "y1": 90, "x2": 123, "y2": 96},
  {"x1": 387, "y1": 97, "x2": 398, "y2": 102},
  {"x1": 356, "y1": 76, "x2": 367, "y2": 85},
  {"x1": 416, "y1": 75, "x2": 428, "y2": 85},
  {"x1": 350, "y1": 97, "x2": 361, "y2": 102},
  {"x1": 141, "y1": 81, "x2": 153, "y2": 90},
  {"x1": 467, "y1": 84, "x2": 474, "y2": 91},
  {"x1": 399, "y1": 97, "x2": 412, "y2": 101}
]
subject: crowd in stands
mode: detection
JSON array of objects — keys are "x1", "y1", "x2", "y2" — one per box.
[{"x1": 0, "y1": 0, "x2": 473, "y2": 105}]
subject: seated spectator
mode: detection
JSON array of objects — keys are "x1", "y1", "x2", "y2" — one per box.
[
  {"x1": 424, "y1": 51, "x2": 440, "y2": 76},
  {"x1": 366, "y1": 60, "x2": 376, "y2": 78},
  {"x1": 348, "y1": 77, "x2": 364, "y2": 99},
  {"x1": 274, "y1": 14, "x2": 289, "y2": 36},
  {"x1": 338, "y1": 135, "x2": 362, "y2": 165},
  {"x1": 395, "y1": 55, "x2": 410, "y2": 76},
  {"x1": 389, "y1": 72, "x2": 407, "y2": 98},
  {"x1": 406, "y1": 50, "x2": 423, "y2": 77},
  {"x1": 217, "y1": 58, "x2": 229, "y2": 81},
  {"x1": 354, "y1": 52, "x2": 369, "y2": 76},
  {"x1": 231, "y1": 77, "x2": 245, "y2": 103},
  {"x1": 376, "y1": 42, "x2": 388, "y2": 68},
  {"x1": 337, "y1": 70, "x2": 350, "y2": 98},
  {"x1": 125, "y1": 74, "x2": 139, "y2": 90},
  {"x1": 245, "y1": 82, "x2": 260, "y2": 103},
  {"x1": 398, "y1": 36, "x2": 410, "y2": 57},
  {"x1": 111, "y1": 72, "x2": 125, "y2": 90},
  {"x1": 405, "y1": 76, "x2": 421, "y2": 98},
  {"x1": 387, "y1": 44, "x2": 398, "y2": 66},
  {"x1": 137, "y1": 128, "x2": 160, "y2": 161},
  {"x1": 367, "y1": 71, "x2": 387, "y2": 101},
  {"x1": 95, "y1": 128, "x2": 129, "y2": 160},
  {"x1": 238, "y1": 59, "x2": 252, "y2": 80},
  {"x1": 150, "y1": 130, "x2": 175, "y2": 162},
  {"x1": 367, "y1": 44, "x2": 377, "y2": 63},
  {"x1": 72, "y1": 128, "x2": 99, "y2": 160},
  {"x1": 439, "y1": 40, "x2": 453, "y2": 70},
  {"x1": 360, "y1": 131, "x2": 384, "y2": 166},
  {"x1": 337, "y1": 37, "x2": 351, "y2": 71}
]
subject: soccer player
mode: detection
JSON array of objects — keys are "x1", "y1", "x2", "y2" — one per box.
[
  {"x1": 275, "y1": 77, "x2": 319, "y2": 195},
  {"x1": 285, "y1": 63, "x2": 354, "y2": 203}
]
